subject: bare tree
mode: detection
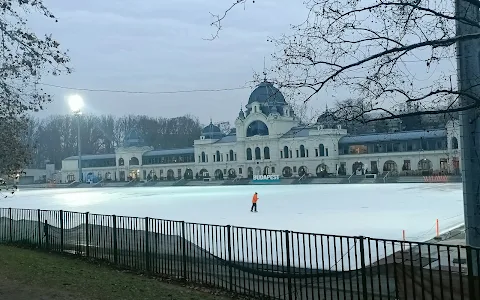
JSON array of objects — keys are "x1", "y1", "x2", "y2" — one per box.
[
  {"x1": 211, "y1": 0, "x2": 480, "y2": 121},
  {"x1": 0, "y1": 0, "x2": 70, "y2": 195}
]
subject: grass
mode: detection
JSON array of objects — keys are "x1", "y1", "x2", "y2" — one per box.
[{"x1": 0, "y1": 245, "x2": 235, "y2": 300}]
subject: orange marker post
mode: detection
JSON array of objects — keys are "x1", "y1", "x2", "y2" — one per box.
[{"x1": 434, "y1": 219, "x2": 441, "y2": 240}]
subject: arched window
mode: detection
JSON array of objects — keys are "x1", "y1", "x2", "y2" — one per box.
[
  {"x1": 201, "y1": 152, "x2": 206, "y2": 163},
  {"x1": 451, "y1": 137, "x2": 459, "y2": 149},
  {"x1": 264, "y1": 147, "x2": 270, "y2": 159},
  {"x1": 216, "y1": 150, "x2": 221, "y2": 162},
  {"x1": 284, "y1": 146, "x2": 289, "y2": 158},
  {"x1": 229, "y1": 150, "x2": 234, "y2": 161},
  {"x1": 246, "y1": 148, "x2": 252, "y2": 160},
  {"x1": 118, "y1": 158, "x2": 124, "y2": 166},
  {"x1": 319, "y1": 144, "x2": 325, "y2": 157},
  {"x1": 300, "y1": 145, "x2": 306, "y2": 157},
  {"x1": 129, "y1": 157, "x2": 139, "y2": 165},
  {"x1": 255, "y1": 147, "x2": 261, "y2": 160},
  {"x1": 246, "y1": 120, "x2": 269, "y2": 137}
]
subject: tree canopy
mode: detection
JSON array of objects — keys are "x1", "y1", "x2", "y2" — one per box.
[{"x1": 0, "y1": 0, "x2": 70, "y2": 195}]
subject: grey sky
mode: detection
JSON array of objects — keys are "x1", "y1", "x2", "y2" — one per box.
[{"x1": 30, "y1": 0, "x2": 313, "y2": 124}]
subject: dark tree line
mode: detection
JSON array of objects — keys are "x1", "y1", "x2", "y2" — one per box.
[{"x1": 26, "y1": 114, "x2": 202, "y2": 170}]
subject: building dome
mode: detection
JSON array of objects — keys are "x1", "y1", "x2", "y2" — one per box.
[
  {"x1": 123, "y1": 129, "x2": 146, "y2": 147},
  {"x1": 248, "y1": 81, "x2": 286, "y2": 105},
  {"x1": 202, "y1": 122, "x2": 223, "y2": 139}
]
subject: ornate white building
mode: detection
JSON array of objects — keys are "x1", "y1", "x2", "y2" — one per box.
[{"x1": 61, "y1": 81, "x2": 461, "y2": 183}]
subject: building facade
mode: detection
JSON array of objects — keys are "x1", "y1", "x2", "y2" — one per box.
[{"x1": 61, "y1": 81, "x2": 462, "y2": 183}]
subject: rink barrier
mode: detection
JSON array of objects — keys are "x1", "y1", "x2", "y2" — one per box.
[
  {"x1": 0, "y1": 207, "x2": 480, "y2": 299},
  {"x1": 423, "y1": 176, "x2": 449, "y2": 183}
]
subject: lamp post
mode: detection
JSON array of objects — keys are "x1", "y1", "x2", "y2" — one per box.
[{"x1": 68, "y1": 95, "x2": 84, "y2": 183}]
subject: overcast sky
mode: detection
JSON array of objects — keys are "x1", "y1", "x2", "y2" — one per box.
[{"x1": 28, "y1": 0, "x2": 316, "y2": 124}]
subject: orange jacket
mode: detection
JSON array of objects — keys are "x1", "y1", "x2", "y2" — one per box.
[{"x1": 252, "y1": 193, "x2": 258, "y2": 203}]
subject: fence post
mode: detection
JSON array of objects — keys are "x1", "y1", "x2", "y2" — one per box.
[
  {"x1": 359, "y1": 236, "x2": 369, "y2": 300},
  {"x1": 466, "y1": 246, "x2": 476, "y2": 298},
  {"x1": 181, "y1": 221, "x2": 187, "y2": 280},
  {"x1": 113, "y1": 215, "x2": 118, "y2": 265},
  {"x1": 60, "y1": 210, "x2": 64, "y2": 253},
  {"x1": 145, "y1": 217, "x2": 150, "y2": 272},
  {"x1": 285, "y1": 230, "x2": 293, "y2": 300},
  {"x1": 9, "y1": 208, "x2": 12, "y2": 243},
  {"x1": 37, "y1": 209, "x2": 41, "y2": 247},
  {"x1": 85, "y1": 212, "x2": 89, "y2": 257},
  {"x1": 227, "y1": 225, "x2": 233, "y2": 292}
]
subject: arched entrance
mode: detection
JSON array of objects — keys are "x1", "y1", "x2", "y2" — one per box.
[
  {"x1": 282, "y1": 166, "x2": 293, "y2": 178},
  {"x1": 316, "y1": 164, "x2": 329, "y2": 177},
  {"x1": 214, "y1": 169, "x2": 224, "y2": 180},
  {"x1": 263, "y1": 166, "x2": 270, "y2": 175},
  {"x1": 383, "y1": 160, "x2": 397, "y2": 172},
  {"x1": 352, "y1": 161, "x2": 364, "y2": 175},
  {"x1": 129, "y1": 157, "x2": 139, "y2": 166},
  {"x1": 247, "y1": 167, "x2": 254, "y2": 179},
  {"x1": 418, "y1": 159, "x2": 433, "y2": 175},
  {"x1": 255, "y1": 166, "x2": 262, "y2": 175},
  {"x1": 129, "y1": 169, "x2": 139, "y2": 181},
  {"x1": 184, "y1": 168, "x2": 193, "y2": 180},
  {"x1": 167, "y1": 169, "x2": 175, "y2": 180},
  {"x1": 199, "y1": 168, "x2": 209, "y2": 179},
  {"x1": 298, "y1": 166, "x2": 308, "y2": 177},
  {"x1": 228, "y1": 168, "x2": 236, "y2": 179}
]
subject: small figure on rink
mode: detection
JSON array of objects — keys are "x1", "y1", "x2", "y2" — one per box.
[{"x1": 251, "y1": 192, "x2": 259, "y2": 212}]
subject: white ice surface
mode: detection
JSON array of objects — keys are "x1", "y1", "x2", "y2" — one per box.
[{"x1": 3, "y1": 183, "x2": 464, "y2": 242}]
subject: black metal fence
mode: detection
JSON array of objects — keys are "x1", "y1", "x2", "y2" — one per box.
[{"x1": 0, "y1": 207, "x2": 479, "y2": 299}]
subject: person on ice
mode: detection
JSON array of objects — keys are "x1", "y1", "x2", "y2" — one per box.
[{"x1": 251, "y1": 192, "x2": 259, "y2": 212}]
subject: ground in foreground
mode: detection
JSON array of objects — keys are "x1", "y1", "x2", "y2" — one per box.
[{"x1": 0, "y1": 245, "x2": 234, "y2": 300}]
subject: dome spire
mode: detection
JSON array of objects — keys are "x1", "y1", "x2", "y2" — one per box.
[{"x1": 263, "y1": 56, "x2": 267, "y2": 81}]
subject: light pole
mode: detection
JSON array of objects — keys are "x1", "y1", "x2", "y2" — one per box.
[{"x1": 68, "y1": 95, "x2": 84, "y2": 183}]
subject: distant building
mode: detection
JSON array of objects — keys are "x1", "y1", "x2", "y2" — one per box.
[{"x1": 61, "y1": 80, "x2": 461, "y2": 183}]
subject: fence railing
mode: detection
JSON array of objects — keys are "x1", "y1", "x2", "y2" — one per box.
[{"x1": 0, "y1": 207, "x2": 479, "y2": 299}]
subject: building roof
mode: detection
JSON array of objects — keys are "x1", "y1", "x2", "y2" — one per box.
[
  {"x1": 248, "y1": 81, "x2": 286, "y2": 105},
  {"x1": 143, "y1": 148, "x2": 194, "y2": 156},
  {"x1": 281, "y1": 127, "x2": 311, "y2": 138},
  {"x1": 214, "y1": 135, "x2": 237, "y2": 144},
  {"x1": 64, "y1": 154, "x2": 116, "y2": 161},
  {"x1": 338, "y1": 129, "x2": 447, "y2": 144}
]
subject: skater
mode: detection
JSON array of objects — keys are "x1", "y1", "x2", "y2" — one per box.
[{"x1": 251, "y1": 192, "x2": 258, "y2": 212}]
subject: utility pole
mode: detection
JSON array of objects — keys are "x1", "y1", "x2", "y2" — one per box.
[{"x1": 456, "y1": 0, "x2": 480, "y2": 275}]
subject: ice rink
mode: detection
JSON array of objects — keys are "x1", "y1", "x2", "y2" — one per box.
[{"x1": 2, "y1": 182, "x2": 464, "y2": 242}]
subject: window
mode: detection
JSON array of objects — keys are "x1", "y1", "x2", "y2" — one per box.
[
  {"x1": 296, "y1": 149, "x2": 299, "y2": 157},
  {"x1": 403, "y1": 160, "x2": 411, "y2": 171},
  {"x1": 300, "y1": 145, "x2": 306, "y2": 157},
  {"x1": 451, "y1": 137, "x2": 459, "y2": 149},
  {"x1": 315, "y1": 149, "x2": 319, "y2": 157},
  {"x1": 283, "y1": 146, "x2": 289, "y2": 158},
  {"x1": 280, "y1": 150, "x2": 283, "y2": 158},
  {"x1": 271, "y1": 167, "x2": 275, "y2": 173},
  {"x1": 234, "y1": 153, "x2": 237, "y2": 160},
  {"x1": 118, "y1": 158, "x2": 124, "y2": 166},
  {"x1": 264, "y1": 147, "x2": 270, "y2": 159},
  {"x1": 306, "y1": 149, "x2": 309, "y2": 157},
  {"x1": 229, "y1": 150, "x2": 234, "y2": 161},
  {"x1": 177, "y1": 169, "x2": 182, "y2": 178},
  {"x1": 246, "y1": 120, "x2": 269, "y2": 137},
  {"x1": 290, "y1": 150, "x2": 293, "y2": 158},
  {"x1": 325, "y1": 148, "x2": 329, "y2": 156},
  {"x1": 255, "y1": 147, "x2": 261, "y2": 160},
  {"x1": 216, "y1": 151, "x2": 221, "y2": 162},
  {"x1": 246, "y1": 148, "x2": 252, "y2": 160},
  {"x1": 349, "y1": 145, "x2": 367, "y2": 154},
  {"x1": 293, "y1": 166, "x2": 297, "y2": 172},
  {"x1": 239, "y1": 168, "x2": 242, "y2": 174},
  {"x1": 319, "y1": 144, "x2": 325, "y2": 156},
  {"x1": 440, "y1": 158, "x2": 448, "y2": 170},
  {"x1": 201, "y1": 152, "x2": 206, "y2": 163}
]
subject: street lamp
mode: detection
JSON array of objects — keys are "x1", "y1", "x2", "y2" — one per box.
[{"x1": 68, "y1": 95, "x2": 84, "y2": 183}]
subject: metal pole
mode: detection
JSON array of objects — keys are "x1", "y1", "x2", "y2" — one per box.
[
  {"x1": 77, "y1": 114, "x2": 82, "y2": 182},
  {"x1": 456, "y1": 0, "x2": 480, "y2": 276}
]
